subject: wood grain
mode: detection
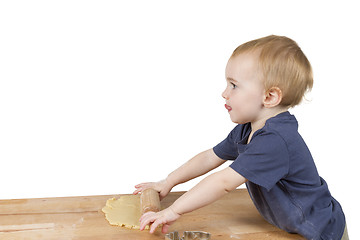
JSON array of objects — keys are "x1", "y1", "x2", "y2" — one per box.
[{"x1": 0, "y1": 189, "x2": 305, "y2": 240}]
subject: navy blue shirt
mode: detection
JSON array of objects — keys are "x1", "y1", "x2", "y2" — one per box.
[{"x1": 213, "y1": 112, "x2": 345, "y2": 240}]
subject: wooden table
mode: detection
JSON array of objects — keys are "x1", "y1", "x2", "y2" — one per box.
[{"x1": 0, "y1": 189, "x2": 304, "y2": 239}]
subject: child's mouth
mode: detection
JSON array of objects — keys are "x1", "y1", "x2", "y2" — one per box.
[{"x1": 225, "y1": 104, "x2": 232, "y2": 112}]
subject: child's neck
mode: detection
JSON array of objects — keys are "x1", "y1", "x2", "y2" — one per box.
[{"x1": 248, "y1": 106, "x2": 289, "y2": 143}]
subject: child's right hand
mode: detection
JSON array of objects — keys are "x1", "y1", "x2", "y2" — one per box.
[{"x1": 133, "y1": 179, "x2": 173, "y2": 200}]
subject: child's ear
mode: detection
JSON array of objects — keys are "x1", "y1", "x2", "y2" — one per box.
[{"x1": 263, "y1": 87, "x2": 283, "y2": 108}]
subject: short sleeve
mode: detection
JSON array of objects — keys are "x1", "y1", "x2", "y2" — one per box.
[
  {"x1": 213, "y1": 125, "x2": 243, "y2": 160},
  {"x1": 230, "y1": 131, "x2": 289, "y2": 191}
]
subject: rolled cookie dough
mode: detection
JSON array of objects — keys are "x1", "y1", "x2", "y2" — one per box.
[{"x1": 102, "y1": 195, "x2": 149, "y2": 230}]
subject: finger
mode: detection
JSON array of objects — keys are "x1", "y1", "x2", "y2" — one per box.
[
  {"x1": 161, "y1": 223, "x2": 170, "y2": 234},
  {"x1": 139, "y1": 212, "x2": 156, "y2": 230},
  {"x1": 159, "y1": 191, "x2": 167, "y2": 200},
  {"x1": 139, "y1": 211, "x2": 153, "y2": 222},
  {"x1": 134, "y1": 183, "x2": 150, "y2": 195},
  {"x1": 133, "y1": 189, "x2": 141, "y2": 195},
  {"x1": 135, "y1": 183, "x2": 148, "y2": 188},
  {"x1": 140, "y1": 217, "x2": 150, "y2": 231},
  {"x1": 150, "y1": 218, "x2": 163, "y2": 233}
]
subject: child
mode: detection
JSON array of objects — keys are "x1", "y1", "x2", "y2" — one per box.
[{"x1": 134, "y1": 35, "x2": 347, "y2": 240}]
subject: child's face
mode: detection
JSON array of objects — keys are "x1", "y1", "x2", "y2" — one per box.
[{"x1": 222, "y1": 53, "x2": 265, "y2": 124}]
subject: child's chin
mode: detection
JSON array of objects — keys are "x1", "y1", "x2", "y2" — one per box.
[
  {"x1": 230, "y1": 116, "x2": 247, "y2": 125},
  {"x1": 230, "y1": 117, "x2": 240, "y2": 124}
]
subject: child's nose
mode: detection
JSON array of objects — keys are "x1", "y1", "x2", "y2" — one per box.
[{"x1": 222, "y1": 88, "x2": 229, "y2": 100}]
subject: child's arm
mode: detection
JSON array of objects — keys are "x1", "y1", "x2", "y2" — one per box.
[
  {"x1": 134, "y1": 149, "x2": 226, "y2": 198},
  {"x1": 166, "y1": 148, "x2": 227, "y2": 188},
  {"x1": 140, "y1": 167, "x2": 247, "y2": 233}
]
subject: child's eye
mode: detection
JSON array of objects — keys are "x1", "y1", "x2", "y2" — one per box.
[{"x1": 231, "y1": 83, "x2": 237, "y2": 89}]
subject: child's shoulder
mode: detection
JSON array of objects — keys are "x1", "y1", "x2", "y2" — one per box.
[{"x1": 263, "y1": 111, "x2": 298, "y2": 134}]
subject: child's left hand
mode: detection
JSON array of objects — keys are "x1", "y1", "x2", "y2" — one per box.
[{"x1": 139, "y1": 206, "x2": 181, "y2": 233}]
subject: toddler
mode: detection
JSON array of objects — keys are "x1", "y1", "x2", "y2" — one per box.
[{"x1": 134, "y1": 35, "x2": 347, "y2": 240}]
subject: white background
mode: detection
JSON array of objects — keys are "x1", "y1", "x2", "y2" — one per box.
[{"x1": 0, "y1": 0, "x2": 358, "y2": 238}]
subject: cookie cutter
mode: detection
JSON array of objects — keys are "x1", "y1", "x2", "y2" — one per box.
[{"x1": 165, "y1": 231, "x2": 211, "y2": 240}]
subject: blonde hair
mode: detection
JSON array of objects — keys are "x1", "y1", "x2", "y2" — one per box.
[{"x1": 232, "y1": 35, "x2": 313, "y2": 107}]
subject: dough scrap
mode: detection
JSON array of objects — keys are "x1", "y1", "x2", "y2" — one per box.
[{"x1": 102, "y1": 195, "x2": 149, "y2": 230}]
